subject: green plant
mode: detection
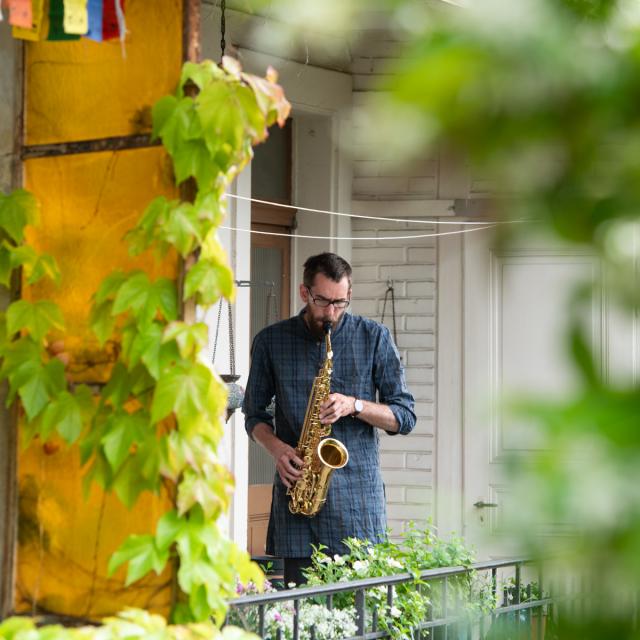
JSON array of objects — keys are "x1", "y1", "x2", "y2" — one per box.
[
  {"x1": 303, "y1": 524, "x2": 496, "y2": 639},
  {"x1": 0, "y1": 56, "x2": 290, "y2": 627},
  {"x1": 229, "y1": 581, "x2": 357, "y2": 640}
]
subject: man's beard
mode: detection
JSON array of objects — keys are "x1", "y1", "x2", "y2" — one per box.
[{"x1": 304, "y1": 309, "x2": 340, "y2": 338}]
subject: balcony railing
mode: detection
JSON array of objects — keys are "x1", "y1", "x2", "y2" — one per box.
[{"x1": 227, "y1": 557, "x2": 552, "y2": 640}]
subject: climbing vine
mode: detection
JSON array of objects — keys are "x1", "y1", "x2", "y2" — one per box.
[{"x1": 0, "y1": 56, "x2": 290, "y2": 625}]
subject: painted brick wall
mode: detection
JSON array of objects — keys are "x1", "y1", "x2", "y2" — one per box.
[
  {"x1": 349, "y1": 212, "x2": 436, "y2": 535},
  {"x1": 348, "y1": 31, "x2": 462, "y2": 537}
]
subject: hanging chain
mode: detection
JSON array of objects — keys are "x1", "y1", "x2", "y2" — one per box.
[
  {"x1": 211, "y1": 298, "x2": 237, "y2": 376},
  {"x1": 380, "y1": 280, "x2": 399, "y2": 350},
  {"x1": 220, "y1": 0, "x2": 226, "y2": 58},
  {"x1": 227, "y1": 299, "x2": 236, "y2": 375},
  {"x1": 211, "y1": 298, "x2": 224, "y2": 366}
]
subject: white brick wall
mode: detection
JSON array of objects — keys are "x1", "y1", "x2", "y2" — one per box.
[
  {"x1": 349, "y1": 207, "x2": 438, "y2": 536},
  {"x1": 348, "y1": 28, "x2": 479, "y2": 538}
]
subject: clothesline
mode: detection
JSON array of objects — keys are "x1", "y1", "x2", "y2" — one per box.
[
  {"x1": 224, "y1": 193, "x2": 510, "y2": 226},
  {"x1": 219, "y1": 223, "x2": 500, "y2": 241}
]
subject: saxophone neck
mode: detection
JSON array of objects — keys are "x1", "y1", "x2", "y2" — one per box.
[{"x1": 323, "y1": 322, "x2": 333, "y2": 366}]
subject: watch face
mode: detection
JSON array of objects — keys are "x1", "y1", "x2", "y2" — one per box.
[{"x1": 354, "y1": 399, "x2": 364, "y2": 414}]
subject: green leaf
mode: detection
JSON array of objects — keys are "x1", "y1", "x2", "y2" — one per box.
[
  {"x1": 197, "y1": 83, "x2": 245, "y2": 154},
  {"x1": 151, "y1": 362, "x2": 213, "y2": 425},
  {"x1": 152, "y1": 278, "x2": 179, "y2": 324},
  {"x1": 173, "y1": 140, "x2": 218, "y2": 190},
  {"x1": 163, "y1": 322, "x2": 208, "y2": 360},
  {"x1": 184, "y1": 259, "x2": 234, "y2": 305},
  {"x1": 179, "y1": 60, "x2": 225, "y2": 94},
  {"x1": 16, "y1": 359, "x2": 65, "y2": 421},
  {"x1": 108, "y1": 534, "x2": 168, "y2": 585},
  {"x1": 112, "y1": 456, "x2": 152, "y2": 508},
  {"x1": 158, "y1": 97, "x2": 202, "y2": 157},
  {"x1": 112, "y1": 272, "x2": 177, "y2": 328},
  {"x1": 8, "y1": 245, "x2": 61, "y2": 286},
  {"x1": 127, "y1": 321, "x2": 163, "y2": 374},
  {"x1": 156, "y1": 509, "x2": 185, "y2": 552},
  {"x1": 94, "y1": 270, "x2": 127, "y2": 306},
  {"x1": 126, "y1": 197, "x2": 172, "y2": 256},
  {"x1": 0, "y1": 245, "x2": 11, "y2": 288},
  {"x1": 90, "y1": 300, "x2": 116, "y2": 346},
  {"x1": 151, "y1": 95, "x2": 178, "y2": 141},
  {"x1": 0, "y1": 189, "x2": 39, "y2": 243},
  {"x1": 112, "y1": 271, "x2": 150, "y2": 317},
  {"x1": 41, "y1": 390, "x2": 85, "y2": 443},
  {"x1": 161, "y1": 202, "x2": 202, "y2": 257},
  {"x1": 101, "y1": 411, "x2": 148, "y2": 474},
  {"x1": 103, "y1": 362, "x2": 131, "y2": 408},
  {"x1": 6, "y1": 299, "x2": 65, "y2": 342}
]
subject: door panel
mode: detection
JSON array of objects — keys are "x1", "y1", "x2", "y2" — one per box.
[{"x1": 463, "y1": 232, "x2": 602, "y2": 557}]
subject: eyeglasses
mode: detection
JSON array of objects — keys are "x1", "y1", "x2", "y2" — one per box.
[{"x1": 306, "y1": 286, "x2": 351, "y2": 309}]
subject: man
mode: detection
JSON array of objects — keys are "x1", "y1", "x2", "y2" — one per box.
[{"x1": 243, "y1": 252, "x2": 416, "y2": 586}]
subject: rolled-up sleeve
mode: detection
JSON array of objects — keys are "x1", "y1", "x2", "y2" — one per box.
[
  {"x1": 374, "y1": 326, "x2": 416, "y2": 435},
  {"x1": 242, "y1": 333, "x2": 276, "y2": 440}
]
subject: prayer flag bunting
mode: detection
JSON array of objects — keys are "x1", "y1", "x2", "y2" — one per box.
[
  {"x1": 48, "y1": 0, "x2": 79, "y2": 39},
  {"x1": 63, "y1": 0, "x2": 87, "y2": 34},
  {"x1": 12, "y1": 0, "x2": 46, "y2": 40},
  {"x1": 8, "y1": 0, "x2": 32, "y2": 28}
]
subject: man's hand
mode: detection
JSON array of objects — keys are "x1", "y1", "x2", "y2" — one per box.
[
  {"x1": 272, "y1": 440, "x2": 305, "y2": 488},
  {"x1": 319, "y1": 393, "x2": 356, "y2": 424},
  {"x1": 251, "y1": 423, "x2": 305, "y2": 488}
]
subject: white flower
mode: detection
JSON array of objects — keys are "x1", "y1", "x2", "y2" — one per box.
[
  {"x1": 333, "y1": 554, "x2": 346, "y2": 565},
  {"x1": 318, "y1": 554, "x2": 332, "y2": 564},
  {"x1": 367, "y1": 547, "x2": 375, "y2": 557},
  {"x1": 390, "y1": 606, "x2": 402, "y2": 618},
  {"x1": 352, "y1": 559, "x2": 370, "y2": 574},
  {"x1": 387, "y1": 557, "x2": 403, "y2": 569}
]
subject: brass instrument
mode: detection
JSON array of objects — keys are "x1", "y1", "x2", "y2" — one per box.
[{"x1": 287, "y1": 322, "x2": 349, "y2": 517}]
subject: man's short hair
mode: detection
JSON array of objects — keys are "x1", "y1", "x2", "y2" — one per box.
[{"x1": 303, "y1": 252, "x2": 352, "y2": 289}]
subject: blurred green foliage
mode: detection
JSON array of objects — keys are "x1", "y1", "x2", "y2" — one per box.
[{"x1": 265, "y1": 0, "x2": 640, "y2": 636}]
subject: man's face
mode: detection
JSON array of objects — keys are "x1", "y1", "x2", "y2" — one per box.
[{"x1": 300, "y1": 273, "x2": 351, "y2": 337}]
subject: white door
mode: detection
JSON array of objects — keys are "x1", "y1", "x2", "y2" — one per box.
[{"x1": 461, "y1": 229, "x2": 603, "y2": 558}]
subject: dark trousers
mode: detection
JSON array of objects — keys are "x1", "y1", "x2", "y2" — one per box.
[{"x1": 283, "y1": 557, "x2": 313, "y2": 587}]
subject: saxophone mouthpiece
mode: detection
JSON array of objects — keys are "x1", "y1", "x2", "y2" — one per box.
[{"x1": 323, "y1": 321, "x2": 332, "y2": 335}]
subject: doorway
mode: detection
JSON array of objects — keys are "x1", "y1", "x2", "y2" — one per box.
[{"x1": 247, "y1": 120, "x2": 294, "y2": 557}]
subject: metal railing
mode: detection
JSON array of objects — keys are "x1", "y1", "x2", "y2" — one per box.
[{"x1": 227, "y1": 557, "x2": 553, "y2": 640}]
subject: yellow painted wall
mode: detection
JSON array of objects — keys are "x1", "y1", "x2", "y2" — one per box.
[
  {"x1": 25, "y1": 0, "x2": 183, "y2": 145},
  {"x1": 16, "y1": 0, "x2": 183, "y2": 618},
  {"x1": 24, "y1": 148, "x2": 177, "y2": 383}
]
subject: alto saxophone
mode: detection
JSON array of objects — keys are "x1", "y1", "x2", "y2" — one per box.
[{"x1": 287, "y1": 322, "x2": 349, "y2": 517}]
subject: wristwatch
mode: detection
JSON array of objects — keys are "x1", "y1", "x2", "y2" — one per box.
[{"x1": 352, "y1": 398, "x2": 364, "y2": 416}]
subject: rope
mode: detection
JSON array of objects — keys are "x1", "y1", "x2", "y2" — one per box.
[
  {"x1": 225, "y1": 193, "x2": 502, "y2": 226},
  {"x1": 219, "y1": 222, "x2": 499, "y2": 241}
]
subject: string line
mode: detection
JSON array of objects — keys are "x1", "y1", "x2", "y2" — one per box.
[
  {"x1": 225, "y1": 193, "x2": 504, "y2": 226},
  {"x1": 219, "y1": 223, "x2": 500, "y2": 241}
]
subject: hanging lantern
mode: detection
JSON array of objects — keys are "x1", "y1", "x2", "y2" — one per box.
[{"x1": 212, "y1": 299, "x2": 245, "y2": 422}]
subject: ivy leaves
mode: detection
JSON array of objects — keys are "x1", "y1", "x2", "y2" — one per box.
[
  {"x1": 0, "y1": 57, "x2": 290, "y2": 626},
  {"x1": 153, "y1": 58, "x2": 291, "y2": 191}
]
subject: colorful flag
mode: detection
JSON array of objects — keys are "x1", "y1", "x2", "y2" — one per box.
[
  {"x1": 101, "y1": 0, "x2": 124, "y2": 40},
  {"x1": 63, "y1": 0, "x2": 87, "y2": 34},
  {"x1": 12, "y1": 0, "x2": 47, "y2": 40},
  {"x1": 8, "y1": 0, "x2": 33, "y2": 28},
  {"x1": 85, "y1": 0, "x2": 102, "y2": 40},
  {"x1": 47, "y1": 0, "x2": 79, "y2": 39}
]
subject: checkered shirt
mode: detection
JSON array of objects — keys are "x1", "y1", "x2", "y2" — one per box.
[{"x1": 242, "y1": 309, "x2": 416, "y2": 558}]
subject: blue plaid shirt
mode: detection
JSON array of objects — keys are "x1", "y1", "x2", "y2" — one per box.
[{"x1": 243, "y1": 309, "x2": 416, "y2": 558}]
